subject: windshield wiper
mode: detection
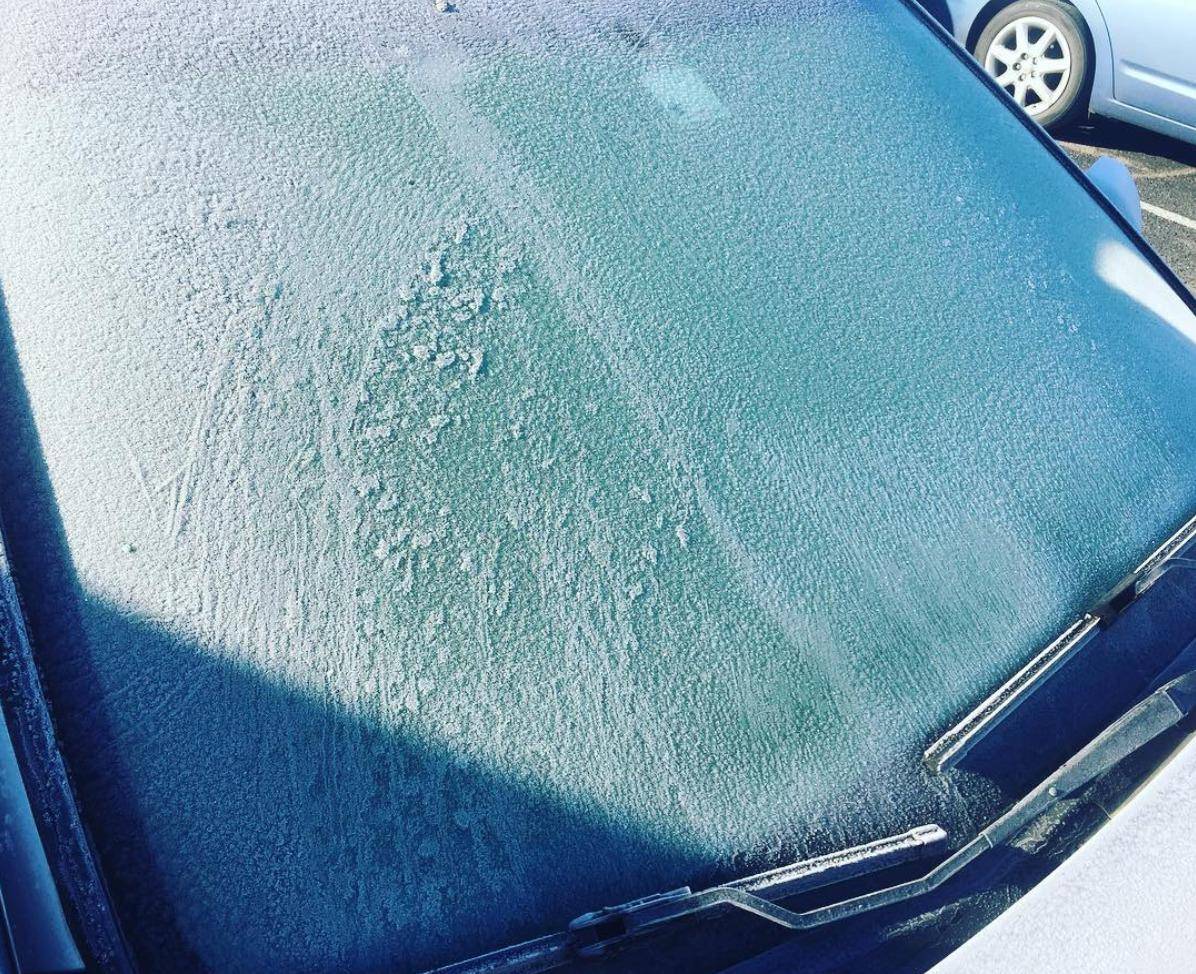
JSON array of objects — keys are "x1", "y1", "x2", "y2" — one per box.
[
  {"x1": 429, "y1": 669, "x2": 1196, "y2": 974},
  {"x1": 428, "y1": 824, "x2": 946, "y2": 974},
  {"x1": 926, "y1": 513, "x2": 1196, "y2": 772}
]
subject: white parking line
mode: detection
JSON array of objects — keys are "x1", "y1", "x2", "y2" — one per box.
[{"x1": 1141, "y1": 201, "x2": 1196, "y2": 232}]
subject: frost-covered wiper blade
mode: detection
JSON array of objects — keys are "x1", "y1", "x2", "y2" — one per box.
[
  {"x1": 429, "y1": 825, "x2": 948, "y2": 974},
  {"x1": 926, "y1": 512, "x2": 1196, "y2": 772},
  {"x1": 566, "y1": 824, "x2": 948, "y2": 957},
  {"x1": 430, "y1": 669, "x2": 1196, "y2": 974}
]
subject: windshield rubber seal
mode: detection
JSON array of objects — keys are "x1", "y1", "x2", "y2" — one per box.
[{"x1": 0, "y1": 527, "x2": 136, "y2": 974}]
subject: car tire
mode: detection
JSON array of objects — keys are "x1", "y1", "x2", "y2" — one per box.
[{"x1": 973, "y1": 0, "x2": 1092, "y2": 129}]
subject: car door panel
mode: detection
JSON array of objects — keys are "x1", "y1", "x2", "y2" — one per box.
[{"x1": 1096, "y1": 0, "x2": 1196, "y2": 125}]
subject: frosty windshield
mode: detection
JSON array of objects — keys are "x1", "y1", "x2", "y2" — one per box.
[{"x1": 3, "y1": 0, "x2": 1196, "y2": 971}]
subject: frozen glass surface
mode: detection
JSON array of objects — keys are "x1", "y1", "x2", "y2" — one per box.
[{"x1": 3, "y1": 0, "x2": 1196, "y2": 970}]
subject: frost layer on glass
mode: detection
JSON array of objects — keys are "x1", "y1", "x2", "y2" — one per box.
[{"x1": 3, "y1": 0, "x2": 1196, "y2": 970}]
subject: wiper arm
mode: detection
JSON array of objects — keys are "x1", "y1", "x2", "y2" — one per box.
[
  {"x1": 428, "y1": 669, "x2": 1196, "y2": 974},
  {"x1": 428, "y1": 824, "x2": 946, "y2": 974},
  {"x1": 566, "y1": 824, "x2": 946, "y2": 956}
]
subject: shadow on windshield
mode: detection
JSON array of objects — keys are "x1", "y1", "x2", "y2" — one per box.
[
  {"x1": 0, "y1": 287, "x2": 811, "y2": 973},
  {"x1": 0, "y1": 284, "x2": 727, "y2": 972}
]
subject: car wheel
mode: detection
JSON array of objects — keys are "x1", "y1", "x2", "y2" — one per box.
[{"x1": 973, "y1": 0, "x2": 1092, "y2": 128}]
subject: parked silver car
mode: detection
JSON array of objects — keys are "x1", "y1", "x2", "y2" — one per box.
[{"x1": 932, "y1": 0, "x2": 1196, "y2": 140}]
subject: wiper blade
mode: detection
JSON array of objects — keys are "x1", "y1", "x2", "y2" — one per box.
[
  {"x1": 926, "y1": 513, "x2": 1196, "y2": 773},
  {"x1": 429, "y1": 824, "x2": 944, "y2": 974},
  {"x1": 429, "y1": 825, "x2": 947, "y2": 974},
  {"x1": 429, "y1": 669, "x2": 1196, "y2": 974},
  {"x1": 567, "y1": 824, "x2": 947, "y2": 956}
]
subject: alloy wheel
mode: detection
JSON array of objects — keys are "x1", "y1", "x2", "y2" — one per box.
[{"x1": 983, "y1": 16, "x2": 1073, "y2": 117}]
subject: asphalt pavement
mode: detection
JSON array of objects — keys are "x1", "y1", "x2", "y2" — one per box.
[{"x1": 1057, "y1": 118, "x2": 1196, "y2": 295}]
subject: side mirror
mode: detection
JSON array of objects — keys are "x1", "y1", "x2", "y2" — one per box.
[{"x1": 1086, "y1": 156, "x2": 1142, "y2": 231}]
